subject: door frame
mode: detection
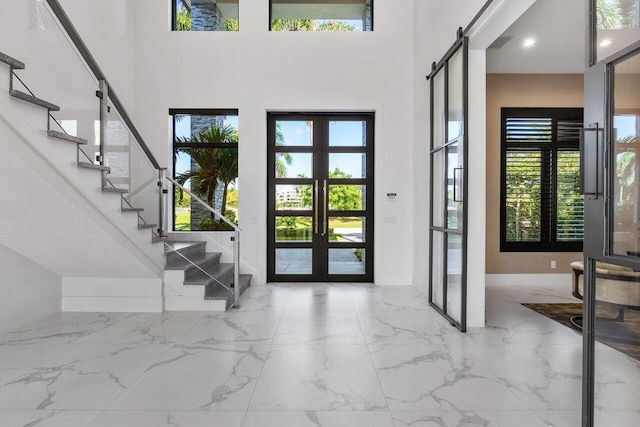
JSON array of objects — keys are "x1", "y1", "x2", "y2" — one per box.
[
  {"x1": 582, "y1": 39, "x2": 640, "y2": 427},
  {"x1": 266, "y1": 112, "x2": 375, "y2": 282},
  {"x1": 427, "y1": 31, "x2": 469, "y2": 332}
]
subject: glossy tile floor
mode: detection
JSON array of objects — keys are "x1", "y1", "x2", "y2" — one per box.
[{"x1": 0, "y1": 283, "x2": 638, "y2": 426}]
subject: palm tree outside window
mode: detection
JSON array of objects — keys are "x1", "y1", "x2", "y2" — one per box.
[{"x1": 171, "y1": 109, "x2": 239, "y2": 231}]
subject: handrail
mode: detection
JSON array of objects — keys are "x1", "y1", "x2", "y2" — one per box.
[
  {"x1": 166, "y1": 177, "x2": 242, "y2": 232},
  {"x1": 44, "y1": 0, "x2": 161, "y2": 170}
]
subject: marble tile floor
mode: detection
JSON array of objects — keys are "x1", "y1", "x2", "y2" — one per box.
[{"x1": 0, "y1": 283, "x2": 638, "y2": 426}]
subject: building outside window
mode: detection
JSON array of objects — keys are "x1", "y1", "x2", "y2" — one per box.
[
  {"x1": 173, "y1": 0, "x2": 239, "y2": 31},
  {"x1": 171, "y1": 109, "x2": 239, "y2": 231},
  {"x1": 500, "y1": 107, "x2": 584, "y2": 252},
  {"x1": 270, "y1": 0, "x2": 373, "y2": 31}
]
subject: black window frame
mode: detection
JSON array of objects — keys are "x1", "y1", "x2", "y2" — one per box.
[
  {"x1": 500, "y1": 107, "x2": 584, "y2": 252},
  {"x1": 170, "y1": 108, "x2": 239, "y2": 232},
  {"x1": 268, "y1": 0, "x2": 374, "y2": 31}
]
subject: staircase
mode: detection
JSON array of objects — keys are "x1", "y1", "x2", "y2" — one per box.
[
  {"x1": 163, "y1": 241, "x2": 251, "y2": 311},
  {"x1": 1, "y1": 51, "x2": 250, "y2": 312},
  {"x1": 0, "y1": 51, "x2": 163, "y2": 244}
]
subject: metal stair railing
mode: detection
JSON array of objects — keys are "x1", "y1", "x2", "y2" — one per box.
[
  {"x1": 166, "y1": 177, "x2": 242, "y2": 308},
  {"x1": 43, "y1": 0, "x2": 166, "y2": 239}
]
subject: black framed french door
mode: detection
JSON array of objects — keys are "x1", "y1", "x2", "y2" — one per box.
[
  {"x1": 581, "y1": 39, "x2": 640, "y2": 427},
  {"x1": 267, "y1": 112, "x2": 374, "y2": 282},
  {"x1": 427, "y1": 31, "x2": 468, "y2": 332}
]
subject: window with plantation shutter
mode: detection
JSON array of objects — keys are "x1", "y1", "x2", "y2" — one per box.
[{"x1": 501, "y1": 108, "x2": 584, "y2": 252}]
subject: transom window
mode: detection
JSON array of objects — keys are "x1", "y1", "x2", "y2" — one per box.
[
  {"x1": 270, "y1": 0, "x2": 373, "y2": 31},
  {"x1": 171, "y1": 109, "x2": 239, "y2": 231},
  {"x1": 500, "y1": 108, "x2": 584, "y2": 252},
  {"x1": 172, "y1": 0, "x2": 239, "y2": 31}
]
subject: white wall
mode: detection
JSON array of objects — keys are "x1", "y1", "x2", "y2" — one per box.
[
  {"x1": 128, "y1": 0, "x2": 416, "y2": 285},
  {"x1": 0, "y1": 243, "x2": 61, "y2": 335}
]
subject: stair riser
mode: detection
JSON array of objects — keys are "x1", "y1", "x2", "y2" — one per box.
[
  {"x1": 183, "y1": 254, "x2": 223, "y2": 281},
  {"x1": 165, "y1": 242, "x2": 206, "y2": 264},
  {"x1": 236, "y1": 275, "x2": 252, "y2": 295},
  {"x1": 204, "y1": 268, "x2": 234, "y2": 296}
]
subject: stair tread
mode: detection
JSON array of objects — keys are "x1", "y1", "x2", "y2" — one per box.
[
  {"x1": 0, "y1": 52, "x2": 25, "y2": 69},
  {"x1": 102, "y1": 187, "x2": 128, "y2": 194},
  {"x1": 10, "y1": 89, "x2": 60, "y2": 111},
  {"x1": 165, "y1": 252, "x2": 221, "y2": 270},
  {"x1": 184, "y1": 263, "x2": 234, "y2": 286},
  {"x1": 78, "y1": 161, "x2": 110, "y2": 172},
  {"x1": 152, "y1": 236, "x2": 167, "y2": 243},
  {"x1": 138, "y1": 223, "x2": 157, "y2": 229},
  {"x1": 47, "y1": 130, "x2": 88, "y2": 145},
  {"x1": 122, "y1": 207, "x2": 144, "y2": 212}
]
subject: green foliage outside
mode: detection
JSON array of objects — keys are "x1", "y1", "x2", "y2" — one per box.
[
  {"x1": 271, "y1": 19, "x2": 356, "y2": 32},
  {"x1": 614, "y1": 136, "x2": 639, "y2": 227},
  {"x1": 275, "y1": 217, "x2": 362, "y2": 241},
  {"x1": 597, "y1": 0, "x2": 639, "y2": 29},
  {"x1": 175, "y1": 124, "x2": 238, "y2": 231},
  {"x1": 505, "y1": 151, "x2": 584, "y2": 242},
  {"x1": 176, "y1": 3, "x2": 191, "y2": 30},
  {"x1": 505, "y1": 152, "x2": 542, "y2": 242},
  {"x1": 294, "y1": 168, "x2": 363, "y2": 211}
]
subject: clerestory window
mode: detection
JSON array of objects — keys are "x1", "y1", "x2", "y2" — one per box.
[
  {"x1": 269, "y1": 0, "x2": 373, "y2": 31},
  {"x1": 172, "y1": 0, "x2": 239, "y2": 31},
  {"x1": 500, "y1": 108, "x2": 584, "y2": 252}
]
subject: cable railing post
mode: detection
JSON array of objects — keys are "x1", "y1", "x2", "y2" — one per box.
[
  {"x1": 98, "y1": 80, "x2": 108, "y2": 187},
  {"x1": 233, "y1": 229, "x2": 240, "y2": 308},
  {"x1": 158, "y1": 168, "x2": 167, "y2": 238}
]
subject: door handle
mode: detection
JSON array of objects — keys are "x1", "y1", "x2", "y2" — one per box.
[
  {"x1": 453, "y1": 167, "x2": 463, "y2": 202},
  {"x1": 579, "y1": 124, "x2": 604, "y2": 198},
  {"x1": 322, "y1": 180, "x2": 328, "y2": 236},
  {"x1": 314, "y1": 179, "x2": 319, "y2": 234}
]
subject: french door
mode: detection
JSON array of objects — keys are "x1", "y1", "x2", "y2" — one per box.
[
  {"x1": 581, "y1": 3, "x2": 640, "y2": 425},
  {"x1": 267, "y1": 113, "x2": 374, "y2": 282}
]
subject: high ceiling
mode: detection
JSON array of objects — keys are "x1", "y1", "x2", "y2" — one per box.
[{"x1": 487, "y1": 0, "x2": 586, "y2": 74}]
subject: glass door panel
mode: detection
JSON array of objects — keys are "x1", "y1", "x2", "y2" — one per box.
[
  {"x1": 596, "y1": 1, "x2": 640, "y2": 62},
  {"x1": 431, "y1": 231, "x2": 445, "y2": 308},
  {"x1": 446, "y1": 234, "x2": 463, "y2": 323},
  {"x1": 448, "y1": 48, "x2": 464, "y2": 143},
  {"x1": 329, "y1": 121, "x2": 366, "y2": 146},
  {"x1": 611, "y1": 50, "x2": 640, "y2": 257},
  {"x1": 432, "y1": 149, "x2": 446, "y2": 228},
  {"x1": 277, "y1": 121, "x2": 313, "y2": 146},
  {"x1": 592, "y1": 272, "x2": 640, "y2": 427},
  {"x1": 447, "y1": 144, "x2": 463, "y2": 231}
]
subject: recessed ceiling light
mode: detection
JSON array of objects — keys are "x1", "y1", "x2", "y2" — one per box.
[
  {"x1": 523, "y1": 38, "x2": 536, "y2": 48},
  {"x1": 600, "y1": 39, "x2": 612, "y2": 47}
]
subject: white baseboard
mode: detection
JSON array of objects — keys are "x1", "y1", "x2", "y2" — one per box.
[
  {"x1": 62, "y1": 277, "x2": 162, "y2": 297},
  {"x1": 62, "y1": 277, "x2": 163, "y2": 312},
  {"x1": 62, "y1": 296, "x2": 162, "y2": 312},
  {"x1": 485, "y1": 274, "x2": 571, "y2": 287},
  {"x1": 164, "y1": 296, "x2": 227, "y2": 311},
  {"x1": 375, "y1": 274, "x2": 413, "y2": 286}
]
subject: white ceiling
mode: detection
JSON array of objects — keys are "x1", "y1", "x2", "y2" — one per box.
[{"x1": 487, "y1": 0, "x2": 586, "y2": 74}]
